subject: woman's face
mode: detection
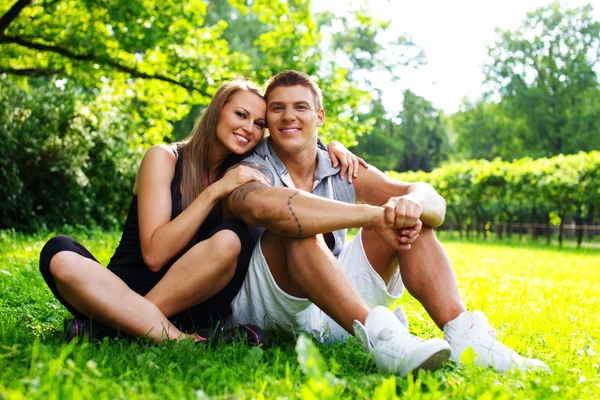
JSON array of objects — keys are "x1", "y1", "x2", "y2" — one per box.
[{"x1": 216, "y1": 90, "x2": 267, "y2": 155}]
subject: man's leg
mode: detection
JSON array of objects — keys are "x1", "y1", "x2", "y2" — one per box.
[
  {"x1": 361, "y1": 226, "x2": 550, "y2": 372},
  {"x1": 255, "y1": 231, "x2": 451, "y2": 377},
  {"x1": 362, "y1": 226, "x2": 466, "y2": 329},
  {"x1": 261, "y1": 231, "x2": 369, "y2": 332}
]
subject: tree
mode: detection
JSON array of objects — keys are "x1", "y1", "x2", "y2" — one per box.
[
  {"x1": 451, "y1": 99, "x2": 527, "y2": 160},
  {"x1": 350, "y1": 95, "x2": 404, "y2": 171},
  {"x1": 1, "y1": 0, "x2": 423, "y2": 229},
  {"x1": 353, "y1": 90, "x2": 451, "y2": 172},
  {"x1": 484, "y1": 2, "x2": 600, "y2": 158},
  {"x1": 395, "y1": 90, "x2": 450, "y2": 172}
]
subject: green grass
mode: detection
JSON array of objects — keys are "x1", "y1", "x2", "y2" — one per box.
[{"x1": 1, "y1": 228, "x2": 599, "y2": 399}]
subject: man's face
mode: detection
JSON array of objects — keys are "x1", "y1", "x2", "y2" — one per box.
[{"x1": 266, "y1": 85, "x2": 325, "y2": 155}]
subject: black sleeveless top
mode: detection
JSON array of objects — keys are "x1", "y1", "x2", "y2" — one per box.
[{"x1": 107, "y1": 145, "x2": 221, "y2": 295}]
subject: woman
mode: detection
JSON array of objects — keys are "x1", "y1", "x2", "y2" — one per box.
[{"x1": 39, "y1": 80, "x2": 366, "y2": 343}]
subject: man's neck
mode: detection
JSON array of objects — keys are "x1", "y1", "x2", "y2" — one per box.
[{"x1": 271, "y1": 139, "x2": 318, "y2": 192}]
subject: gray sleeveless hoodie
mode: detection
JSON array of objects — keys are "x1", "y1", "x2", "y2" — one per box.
[{"x1": 242, "y1": 137, "x2": 356, "y2": 257}]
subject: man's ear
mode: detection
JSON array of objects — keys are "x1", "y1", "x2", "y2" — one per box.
[{"x1": 317, "y1": 108, "x2": 325, "y2": 127}]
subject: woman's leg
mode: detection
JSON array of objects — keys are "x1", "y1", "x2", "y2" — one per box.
[
  {"x1": 40, "y1": 236, "x2": 195, "y2": 342},
  {"x1": 145, "y1": 220, "x2": 252, "y2": 322},
  {"x1": 145, "y1": 230, "x2": 240, "y2": 318}
]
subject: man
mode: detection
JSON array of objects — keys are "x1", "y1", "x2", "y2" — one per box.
[{"x1": 225, "y1": 70, "x2": 550, "y2": 377}]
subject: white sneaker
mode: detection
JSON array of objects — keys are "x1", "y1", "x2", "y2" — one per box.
[
  {"x1": 443, "y1": 311, "x2": 551, "y2": 373},
  {"x1": 392, "y1": 306, "x2": 409, "y2": 329},
  {"x1": 354, "y1": 306, "x2": 451, "y2": 377}
]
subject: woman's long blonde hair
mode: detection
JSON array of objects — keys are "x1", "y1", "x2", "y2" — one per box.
[{"x1": 180, "y1": 80, "x2": 264, "y2": 210}]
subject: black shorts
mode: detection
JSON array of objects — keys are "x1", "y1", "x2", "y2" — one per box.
[{"x1": 39, "y1": 219, "x2": 253, "y2": 333}]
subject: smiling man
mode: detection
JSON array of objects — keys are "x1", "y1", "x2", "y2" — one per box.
[{"x1": 225, "y1": 70, "x2": 550, "y2": 377}]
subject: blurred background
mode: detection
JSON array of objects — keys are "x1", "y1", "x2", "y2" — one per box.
[{"x1": 1, "y1": 0, "x2": 598, "y2": 245}]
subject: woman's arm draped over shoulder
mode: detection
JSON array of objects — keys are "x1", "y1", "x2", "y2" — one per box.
[
  {"x1": 325, "y1": 140, "x2": 368, "y2": 183},
  {"x1": 136, "y1": 145, "x2": 221, "y2": 272}
]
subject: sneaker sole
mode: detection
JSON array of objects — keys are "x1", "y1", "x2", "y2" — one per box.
[
  {"x1": 415, "y1": 348, "x2": 451, "y2": 372},
  {"x1": 398, "y1": 339, "x2": 452, "y2": 377}
]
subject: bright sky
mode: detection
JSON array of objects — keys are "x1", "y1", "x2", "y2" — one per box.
[{"x1": 314, "y1": 0, "x2": 600, "y2": 115}]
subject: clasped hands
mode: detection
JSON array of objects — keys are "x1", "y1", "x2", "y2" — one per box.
[{"x1": 373, "y1": 195, "x2": 423, "y2": 251}]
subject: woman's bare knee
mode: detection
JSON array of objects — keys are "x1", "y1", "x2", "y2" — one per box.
[
  {"x1": 208, "y1": 230, "x2": 241, "y2": 260},
  {"x1": 49, "y1": 251, "x2": 85, "y2": 283}
]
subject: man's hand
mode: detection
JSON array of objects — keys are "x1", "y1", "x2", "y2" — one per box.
[
  {"x1": 371, "y1": 219, "x2": 423, "y2": 251},
  {"x1": 378, "y1": 193, "x2": 425, "y2": 250},
  {"x1": 383, "y1": 195, "x2": 423, "y2": 229},
  {"x1": 397, "y1": 220, "x2": 423, "y2": 247}
]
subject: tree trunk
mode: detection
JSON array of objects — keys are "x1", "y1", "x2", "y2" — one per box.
[
  {"x1": 575, "y1": 206, "x2": 584, "y2": 248},
  {"x1": 531, "y1": 203, "x2": 538, "y2": 241},
  {"x1": 558, "y1": 212, "x2": 565, "y2": 247},
  {"x1": 496, "y1": 218, "x2": 503, "y2": 240},
  {"x1": 518, "y1": 211, "x2": 523, "y2": 242},
  {"x1": 586, "y1": 203, "x2": 595, "y2": 239},
  {"x1": 483, "y1": 220, "x2": 488, "y2": 240},
  {"x1": 546, "y1": 215, "x2": 551, "y2": 245}
]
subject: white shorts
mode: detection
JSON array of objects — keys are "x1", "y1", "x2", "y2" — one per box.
[{"x1": 229, "y1": 229, "x2": 405, "y2": 341}]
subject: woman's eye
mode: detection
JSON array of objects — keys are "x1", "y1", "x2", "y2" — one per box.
[
  {"x1": 254, "y1": 121, "x2": 265, "y2": 129},
  {"x1": 235, "y1": 111, "x2": 246, "y2": 119}
]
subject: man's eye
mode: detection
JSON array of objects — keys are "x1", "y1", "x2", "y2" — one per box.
[
  {"x1": 271, "y1": 106, "x2": 283, "y2": 112},
  {"x1": 296, "y1": 105, "x2": 308, "y2": 110}
]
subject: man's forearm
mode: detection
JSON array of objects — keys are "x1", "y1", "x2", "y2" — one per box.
[{"x1": 227, "y1": 182, "x2": 384, "y2": 236}]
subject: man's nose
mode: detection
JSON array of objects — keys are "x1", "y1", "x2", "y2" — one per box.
[{"x1": 282, "y1": 106, "x2": 296, "y2": 121}]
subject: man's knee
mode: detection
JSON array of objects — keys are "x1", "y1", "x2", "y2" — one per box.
[
  {"x1": 261, "y1": 231, "x2": 322, "y2": 255},
  {"x1": 281, "y1": 234, "x2": 326, "y2": 254}
]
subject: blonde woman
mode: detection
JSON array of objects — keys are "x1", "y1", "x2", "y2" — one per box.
[{"x1": 39, "y1": 80, "x2": 365, "y2": 343}]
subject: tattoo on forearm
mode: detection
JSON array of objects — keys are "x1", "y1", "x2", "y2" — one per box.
[
  {"x1": 231, "y1": 182, "x2": 262, "y2": 203},
  {"x1": 287, "y1": 191, "x2": 303, "y2": 237},
  {"x1": 239, "y1": 162, "x2": 274, "y2": 185}
]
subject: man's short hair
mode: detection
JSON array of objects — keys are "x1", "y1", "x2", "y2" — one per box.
[{"x1": 264, "y1": 70, "x2": 323, "y2": 111}]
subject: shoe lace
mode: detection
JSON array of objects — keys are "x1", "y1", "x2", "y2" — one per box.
[
  {"x1": 483, "y1": 328, "x2": 518, "y2": 360},
  {"x1": 378, "y1": 327, "x2": 424, "y2": 354}
]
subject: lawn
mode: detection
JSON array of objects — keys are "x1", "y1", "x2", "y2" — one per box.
[{"x1": 0, "y1": 228, "x2": 598, "y2": 399}]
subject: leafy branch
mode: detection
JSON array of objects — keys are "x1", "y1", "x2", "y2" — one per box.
[
  {"x1": 0, "y1": 1, "x2": 208, "y2": 94},
  {"x1": 0, "y1": 67, "x2": 63, "y2": 77},
  {"x1": 0, "y1": 0, "x2": 31, "y2": 35}
]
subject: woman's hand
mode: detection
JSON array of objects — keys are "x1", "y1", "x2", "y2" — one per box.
[
  {"x1": 326, "y1": 141, "x2": 368, "y2": 183},
  {"x1": 212, "y1": 165, "x2": 271, "y2": 199}
]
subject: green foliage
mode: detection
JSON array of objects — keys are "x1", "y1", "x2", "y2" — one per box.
[
  {"x1": 0, "y1": 76, "x2": 139, "y2": 230},
  {"x1": 0, "y1": 0, "x2": 416, "y2": 230},
  {"x1": 353, "y1": 90, "x2": 451, "y2": 172},
  {"x1": 454, "y1": 2, "x2": 600, "y2": 160},
  {"x1": 451, "y1": 100, "x2": 526, "y2": 160},
  {"x1": 295, "y1": 335, "x2": 344, "y2": 399},
  {"x1": 1, "y1": 229, "x2": 600, "y2": 398},
  {"x1": 389, "y1": 151, "x2": 600, "y2": 245}
]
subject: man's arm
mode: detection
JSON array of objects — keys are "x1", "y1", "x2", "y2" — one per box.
[
  {"x1": 226, "y1": 181, "x2": 386, "y2": 237},
  {"x1": 353, "y1": 165, "x2": 446, "y2": 228}
]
